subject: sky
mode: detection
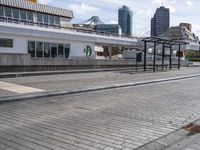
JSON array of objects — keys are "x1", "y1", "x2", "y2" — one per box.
[{"x1": 38, "y1": 0, "x2": 200, "y2": 37}]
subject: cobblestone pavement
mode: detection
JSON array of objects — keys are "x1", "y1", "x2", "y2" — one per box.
[
  {"x1": 185, "y1": 140, "x2": 200, "y2": 150},
  {"x1": 1, "y1": 75, "x2": 200, "y2": 149},
  {"x1": 1, "y1": 67, "x2": 200, "y2": 97}
]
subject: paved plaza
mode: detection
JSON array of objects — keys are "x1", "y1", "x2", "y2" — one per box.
[
  {"x1": 0, "y1": 68, "x2": 200, "y2": 149},
  {"x1": 1, "y1": 67, "x2": 200, "y2": 97}
]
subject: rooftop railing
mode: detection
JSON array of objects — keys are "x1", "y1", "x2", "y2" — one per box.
[{"x1": 0, "y1": 17, "x2": 143, "y2": 40}]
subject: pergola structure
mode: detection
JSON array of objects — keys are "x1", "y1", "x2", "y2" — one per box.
[{"x1": 142, "y1": 37, "x2": 188, "y2": 72}]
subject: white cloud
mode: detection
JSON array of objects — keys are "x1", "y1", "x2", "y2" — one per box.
[
  {"x1": 107, "y1": 20, "x2": 118, "y2": 24},
  {"x1": 185, "y1": 1, "x2": 193, "y2": 7},
  {"x1": 68, "y1": 3, "x2": 100, "y2": 16},
  {"x1": 46, "y1": 0, "x2": 200, "y2": 37},
  {"x1": 168, "y1": 5, "x2": 176, "y2": 13},
  {"x1": 38, "y1": 0, "x2": 51, "y2": 4}
]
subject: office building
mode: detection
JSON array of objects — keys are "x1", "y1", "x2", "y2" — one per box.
[
  {"x1": 151, "y1": 6, "x2": 170, "y2": 37},
  {"x1": 118, "y1": 5, "x2": 133, "y2": 36},
  {"x1": 179, "y1": 23, "x2": 192, "y2": 32},
  {"x1": 94, "y1": 24, "x2": 122, "y2": 35}
]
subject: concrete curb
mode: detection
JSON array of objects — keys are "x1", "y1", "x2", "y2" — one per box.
[
  {"x1": 136, "y1": 119, "x2": 200, "y2": 150},
  {"x1": 0, "y1": 73, "x2": 200, "y2": 103},
  {"x1": 0, "y1": 67, "x2": 140, "y2": 78}
]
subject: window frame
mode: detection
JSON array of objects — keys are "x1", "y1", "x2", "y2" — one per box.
[
  {"x1": 44, "y1": 42, "x2": 51, "y2": 58},
  {"x1": 28, "y1": 41, "x2": 36, "y2": 58},
  {"x1": 36, "y1": 41, "x2": 44, "y2": 58},
  {"x1": 4, "y1": 7, "x2": 12, "y2": 18},
  {"x1": 0, "y1": 6, "x2": 4, "y2": 17},
  {"x1": 12, "y1": 8, "x2": 20, "y2": 20}
]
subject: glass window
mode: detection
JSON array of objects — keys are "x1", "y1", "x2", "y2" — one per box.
[
  {"x1": 51, "y1": 43, "x2": 57, "y2": 58},
  {"x1": 37, "y1": 13, "x2": 43, "y2": 23},
  {"x1": 0, "y1": 6, "x2": 4, "y2": 17},
  {"x1": 36, "y1": 42, "x2": 43, "y2": 58},
  {"x1": 27, "y1": 11, "x2": 33, "y2": 21},
  {"x1": 44, "y1": 42, "x2": 50, "y2": 58},
  {"x1": 28, "y1": 41, "x2": 35, "y2": 58},
  {"x1": 12, "y1": 8, "x2": 19, "y2": 19},
  {"x1": 20, "y1": 10, "x2": 27, "y2": 20},
  {"x1": 49, "y1": 15, "x2": 54, "y2": 25},
  {"x1": 58, "y1": 44, "x2": 64, "y2": 58},
  {"x1": 65, "y1": 44, "x2": 70, "y2": 58},
  {"x1": 54, "y1": 16, "x2": 60, "y2": 25},
  {"x1": 4, "y1": 7, "x2": 12, "y2": 18},
  {"x1": 43, "y1": 14, "x2": 48, "y2": 24},
  {"x1": 0, "y1": 38, "x2": 13, "y2": 47}
]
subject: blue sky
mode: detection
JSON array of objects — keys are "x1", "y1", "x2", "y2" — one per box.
[{"x1": 38, "y1": 0, "x2": 200, "y2": 36}]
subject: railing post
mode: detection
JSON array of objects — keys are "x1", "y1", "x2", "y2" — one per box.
[
  {"x1": 108, "y1": 46, "x2": 112, "y2": 60},
  {"x1": 153, "y1": 42, "x2": 156, "y2": 72},
  {"x1": 135, "y1": 54, "x2": 138, "y2": 72},
  {"x1": 162, "y1": 43, "x2": 165, "y2": 70},
  {"x1": 178, "y1": 44, "x2": 181, "y2": 70},
  {"x1": 144, "y1": 41, "x2": 147, "y2": 71},
  {"x1": 169, "y1": 45, "x2": 172, "y2": 69}
]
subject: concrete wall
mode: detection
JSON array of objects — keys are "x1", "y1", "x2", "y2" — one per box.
[
  {"x1": 0, "y1": 53, "x2": 31, "y2": 65},
  {"x1": 0, "y1": 53, "x2": 187, "y2": 72},
  {"x1": 0, "y1": 34, "x2": 27, "y2": 54},
  {"x1": 0, "y1": 53, "x2": 135, "y2": 68},
  {"x1": 70, "y1": 41, "x2": 95, "y2": 58}
]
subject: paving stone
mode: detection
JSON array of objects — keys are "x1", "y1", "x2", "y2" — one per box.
[{"x1": 1, "y1": 69, "x2": 200, "y2": 150}]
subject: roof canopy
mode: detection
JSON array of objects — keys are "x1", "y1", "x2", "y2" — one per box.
[
  {"x1": 142, "y1": 37, "x2": 188, "y2": 45},
  {"x1": 0, "y1": 0, "x2": 74, "y2": 18}
]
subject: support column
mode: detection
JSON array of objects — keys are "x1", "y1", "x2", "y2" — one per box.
[
  {"x1": 178, "y1": 44, "x2": 181, "y2": 70},
  {"x1": 153, "y1": 42, "x2": 156, "y2": 72},
  {"x1": 169, "y1": 45, "x2": 172, "y2": 69},
  {"x1": 144, "y1": 42, "x2": 147, "y2": 71},
  {"x1": 162, "y1": 43, "x2": 165, "y2": 70},
  {"x1": 108, "y1": 46, "x2": 112, "y2": 60}
]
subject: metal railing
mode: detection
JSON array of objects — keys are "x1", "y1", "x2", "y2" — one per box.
[{"x1": 0, "y1": 17, "x2": 143, "y2": 40}]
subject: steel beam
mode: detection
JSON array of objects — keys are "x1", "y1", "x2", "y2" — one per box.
[
  {"x1": 162, "y1": 43, "x2": 165, "y2": 70},
  {"x1": 153, "y1": 42, "x2": 156, "y2": 72},
  {"x1": 169, "y1": 45, "x2": 172, "y2": 69},
  {"x1": 144, "y1": 42, "x2": 147, "y2": 71},
  {"x1": 178, "y1": 44, "x2": 181, "y2": 70}
]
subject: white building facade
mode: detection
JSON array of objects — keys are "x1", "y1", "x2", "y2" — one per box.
[{"x1": 0, "y1": 0, "x2": 140, "y2": 60}]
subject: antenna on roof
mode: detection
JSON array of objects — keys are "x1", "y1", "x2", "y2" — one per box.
[{"x1": 161, "y1": 0, "x2": 164, "y2": 6}]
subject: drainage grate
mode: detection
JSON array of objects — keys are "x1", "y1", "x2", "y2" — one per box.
[{"x1": 182, "y1": 123, "x2": 200, "y2": 133}]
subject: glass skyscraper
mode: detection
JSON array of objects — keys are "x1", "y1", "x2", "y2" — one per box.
[
  {"x1": 151, "y1": 6, "x2": 170, "y2": 37},
  {"x1": 118, "y1": 5, "x2": 133, "y2": 36}
]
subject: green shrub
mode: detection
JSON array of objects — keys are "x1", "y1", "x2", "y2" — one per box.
[{"x1": 189, "y1": 58, "x2": 200, "y2": 62}]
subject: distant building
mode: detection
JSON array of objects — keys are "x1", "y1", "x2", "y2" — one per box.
[
  {"x1": 118, "y1": 5, "x2": 133, "y2": 36},
  {"x1": 151, "y1": 6, "x2": 170, "y2": 37},
  {"x1": 74, "y1": 16, "x2": 104, "y2": 30},
  {"x1": 94, "y1": 24, "x2": 122, "y2": 35},
  {"x1": 76, "y1": 16, "x2": 122, "y2": 35},
  {"x1": 161, "y1": 24, "x2": 199, "y2": 42},
  {"x1": 179, "y1": 23, "x2": 192, "y2": 32}
]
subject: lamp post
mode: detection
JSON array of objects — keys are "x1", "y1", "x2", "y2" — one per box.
[{"x1": 199, "y1": 42, "x2": 200, "y2": 58}]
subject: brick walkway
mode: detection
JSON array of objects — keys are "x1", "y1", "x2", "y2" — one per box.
[
  {"x1": 185, "y1": 141, "x2": 200, "y2": 150},
  {"x1": 0, "y1": 75, "x2": 200, "y2": 149},
  {"x1": 1, "y1": 67, "x2": 200, "y2": 98}
]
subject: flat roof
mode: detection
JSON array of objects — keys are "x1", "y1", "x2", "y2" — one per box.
[
  {"x1": 0, "y1": 0, "x2": 74, "y2": 18},
  {"x1": 142, "y1": 37, "x2": 188, "y2": 45}
]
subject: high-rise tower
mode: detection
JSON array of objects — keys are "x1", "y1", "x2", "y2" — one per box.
[
  {"x1": 118, "y1": 5, "x2": 133, "y2": 36},
  {"x1": 151, "y1": 6, "x2": 170, "y2": 37}
]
